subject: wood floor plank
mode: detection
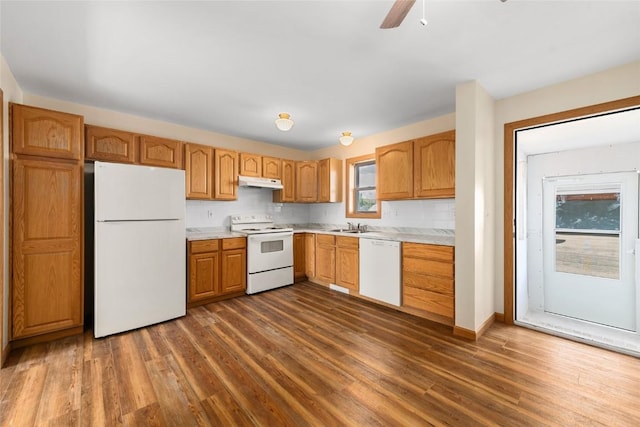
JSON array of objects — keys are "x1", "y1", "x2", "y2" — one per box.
[
  {"x1": 0, "y1": 364, "x2": 48, "y2": 426},
  {"x1": 34, "y1": 336, "x2": 83, "y2": 424},
  {"x1": 2, "y1": 281, "x2": 639, "y2": 426},
  {"x1": 109, "y1": 332, "x2": 158, "y2": 416}
]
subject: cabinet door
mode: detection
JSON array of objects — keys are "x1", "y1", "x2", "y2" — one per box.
[
  {"x1": 273, "y1": 159, "x2": 295, "y2": 203},
  {"x1": 336, "y1": 237, "x2": 359, "y2": 291},
  {"x1": 293, "y1": 233, "x2": 306, "y2": 282},
  {"x1": 414, "y1": 130, "x2": 455, "y2": 198},
  {"x1": 12, "y1": 158, "x2": 83, "y2": 338},
  {"x1": 305, "y1": 233, "x2": 316, "y2": 279},
  {"x1": 139, "y1": 135, "x2": 183, "y2": 169},
  {"x1": 318, "y1": 158, "x2": 343, "y2": 203},
  {"x1": 402, "y1": 242, "x2": 455, "y2": 322},
  {"x1": 316, "y1": 234, "x2": 335, "y2": 283},
  {"x1": 262, "y1": 156, "x2": 281, "y2": 179},
  {"x1": 184, "y1": 143, "x2": 213, "y2": 199},
  {"x1": 295, "y1": 161, "x2": 318, "y2": 202},
  {"x1": 189, "y1": 251, "x2": 220, "y2": 302},
  {"x1": 85, "y1": 124, "x2": 136, "y2": 163},
  {"x1": 376, "y1": 140, "x2": 414, "y2": 200},
  {"x1": 214, "y1": 149, "x2": 238, "y2": 200},
  {"x1": 221, "y1": 248, "x2": 247, "y2": 294},
  {"x1": 12, "y1": 104, "x2": 83, "y2": 160},
  {"x1": 239, "y1": 153, "x2": 262, "y2": 177}
]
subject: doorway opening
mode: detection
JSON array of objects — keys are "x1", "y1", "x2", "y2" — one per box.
[{"x1": 513, "y1": 106, "x2": 640, "y2": 356}]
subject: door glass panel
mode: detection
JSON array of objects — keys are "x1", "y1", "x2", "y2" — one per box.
[{"x1": 555, "y1": 192, "x2": 620, "y2": 279}]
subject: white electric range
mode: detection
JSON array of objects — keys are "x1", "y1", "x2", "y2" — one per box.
[{"x1": 230, "y1": 214, "x2": 294, "y2": 294}]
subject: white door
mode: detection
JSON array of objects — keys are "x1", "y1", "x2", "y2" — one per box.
[{"x1": 542, "y1": 172, "x2": 638, "y2": 331}]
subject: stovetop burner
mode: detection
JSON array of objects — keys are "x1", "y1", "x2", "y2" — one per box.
[{"x1": 230, "y1": 214, "x2": 294, "y2": 235}]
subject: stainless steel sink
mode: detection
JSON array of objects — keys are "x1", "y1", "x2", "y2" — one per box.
[{"x1": 328, "y1": 228, "x2": 365, "y2": 233}]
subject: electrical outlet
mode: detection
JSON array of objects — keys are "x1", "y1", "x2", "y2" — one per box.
[{"x1": 207, "y1": 209, "x2": 213, "y2": 218}]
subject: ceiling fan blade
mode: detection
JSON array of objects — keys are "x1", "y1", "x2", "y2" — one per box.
[{"x1": 380, "y1": 0, "x2": 416, "y2": 29}]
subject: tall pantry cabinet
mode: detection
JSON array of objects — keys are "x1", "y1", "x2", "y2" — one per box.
[{"x1": 10, "y1": 104, "x2": 84, "y2": 346}]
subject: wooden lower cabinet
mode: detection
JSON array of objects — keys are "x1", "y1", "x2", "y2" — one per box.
[
  {"x1": 335, "y1": 236, "x2": 359, "y2": 291},
  {"x1": 304, "y1": 233, "x2": 316, "y2": 279},
  {"x1": 11, "y1": 157, "x2": 84, "y2": 341},
  {"x1": 402, "y1": 242, "x2": 455, "y2": 324},
  {"x1": 188, "y1": 237, "x2": 246, "y2": 307},
  {"x1": 293, "y1": 233, "x2": 306, "y2": 282},
  {"x1": 315, "y1": 234, "x2": 336, "y2": 283},
  {"x1": 221, "y1": 238, "x2": 247, "y2": 294}
]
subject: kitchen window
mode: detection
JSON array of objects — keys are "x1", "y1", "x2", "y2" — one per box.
[{"x1": 346, "y1": 154, "x2": 381, "y2": 219}]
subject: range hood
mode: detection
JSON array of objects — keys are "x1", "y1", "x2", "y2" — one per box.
[{"x1": 237, "y1": 175, "x2": 283, "y2": 190}]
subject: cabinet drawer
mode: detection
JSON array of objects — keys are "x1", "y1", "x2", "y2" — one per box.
[
  {"x1": 222, "y1": 237, "x2": 246, "y2": 250},
  {"x1": 403, "y1": 257, "x2": 453, "y2": 279},
  {"x1": 403, "y1": 242, "x2": 453, "y2": 262},
  {"x1": 403, "y1": 287, "x2": 454, "y2": 319},
  {"x1": 190, "y1": 239, "x2": 219, "y2": 254},
  {"x1": 317, "y1": 234, "x2": 335, "y2": 246},
  {"x1": 403, "y1": 271, "x2": 454, "y2": 295},
  {"x1": 336, "y1": 236, "x2": 358, "y2": 248}
]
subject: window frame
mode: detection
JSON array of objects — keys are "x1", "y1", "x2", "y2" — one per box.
[{"x1": 345, "y1": 154, "x2": 381, "y2": 219}]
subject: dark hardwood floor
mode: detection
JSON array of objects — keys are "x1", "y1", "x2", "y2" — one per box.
[{"x1": 1, "y1": 281, "x2": 639, "y2": 426}]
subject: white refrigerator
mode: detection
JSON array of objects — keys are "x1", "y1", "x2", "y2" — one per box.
[{"x1": 94, "y1": 161, "x2": 186, "y2": 338}]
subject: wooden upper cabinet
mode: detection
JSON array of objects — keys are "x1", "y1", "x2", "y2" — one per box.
[
  {"x1": 262, "y1": 156, "x2": 281, "y2": 179},
  {"x1": 214, "y1": 149, "x2": 238, "y2": 200},
  {"x1": 273, "y1": 159, "x2": 295, "y2": 203},
  {"x1": 138, "y1": 134, "x2": 183, "y2": 169},
  {"x1": 184, "y1": 143, "x2": 213, "y2": 199},
  {"x1": 318, "y1": 158, "x2": 343, "y2": 203},
  {"x1": 11, "y1": 103, "x2": 83, "y2": 160},
  {"x1": 376, "y1": 140, "x2": 414, "y2": 200},
  {"x1": 85, "y1": 125, "x2": 136, "y2": 164},
  {"x1": 239, "y1": 153, "x2": 262, "y2": 177},
  {"x1": 414, "y1": 130, "x2": 455, "y2": 199},
  {"x1": 295, "y1": 161, "x2": 318, "y2": 202},
  {"x1": 12, "y1": 158, "x2": 83, "y2": 339}
]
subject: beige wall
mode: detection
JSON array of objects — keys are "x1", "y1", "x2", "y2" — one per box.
[
  {"x1": 309, "y1": 113, "x2": 456, "y2": 160},
  {"x1": 454, "y1": 81, "x2": 496, "y2": 332},
  {"x1": 493, "y1": 60, "x2": 640, "y2": 315},
  {"x1": 22, "y1": 94, "x2": 310, "y2": 161},
  {"x1": 1, "y1": 54, "x2": 24, "y2": 354}
]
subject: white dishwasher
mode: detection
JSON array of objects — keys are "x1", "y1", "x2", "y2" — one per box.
[{"x1": 359, "y1": 238, "x2": 401, "y2": 306}]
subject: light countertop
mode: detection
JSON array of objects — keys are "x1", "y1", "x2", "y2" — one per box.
[{"x1": 186, "y1": 225, "x2": 454, "y2": 246}]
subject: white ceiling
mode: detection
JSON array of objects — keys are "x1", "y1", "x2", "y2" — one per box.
[
  {"x1": 2, "y1": 1, "x2": 639, "y2": 151},
  {"x1": 518, "y1": 107, "x2": 640, "y2": 156}
]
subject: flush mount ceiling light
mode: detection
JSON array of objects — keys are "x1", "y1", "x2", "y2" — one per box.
[
  {"x1": 275, "y1": 113, "x2": 294, "y2": 131},
  {"x1": 339, "y1": 131, "x2": 354, "y2": 146}
]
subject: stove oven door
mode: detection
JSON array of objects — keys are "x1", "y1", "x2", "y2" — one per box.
[{"x1": 247, "y1": 231, "x2": 293, "y2": 273}]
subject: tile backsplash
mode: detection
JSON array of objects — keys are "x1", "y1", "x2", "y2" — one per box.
[{"x1": 186, "y1": 187, "x2": 455, "y2": 230}]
